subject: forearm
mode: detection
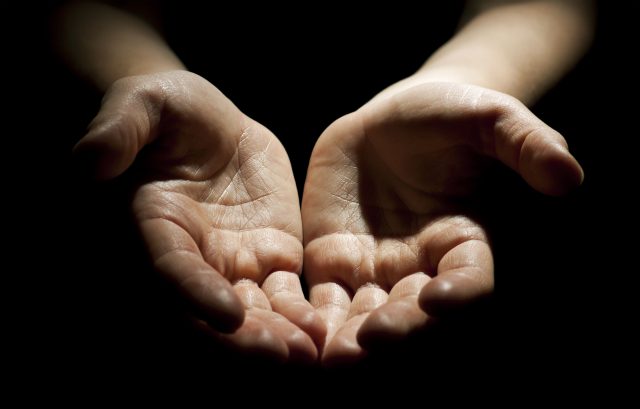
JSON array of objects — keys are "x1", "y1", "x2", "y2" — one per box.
[
  {"x1": 52, "y1": 1, "x2": 184, "y2": 91},
  {"x1": 382, "y1": 0, "x2": 595, "y2": 105}
]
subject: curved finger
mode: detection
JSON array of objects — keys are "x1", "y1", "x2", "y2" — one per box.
[
  {"x1": 322, "y1": 284, "x2": 387, "y2": 366},
  {"x1": 419, "y1": 239, "x2": 494, "y2": 316},
  {"x1": 141, "y1": 217, "x2": 244, "y2": 332},
  {"x1": 358, "y1": 272, "x2": 433, "y2": 349},
  {"x1": 233, "y1": 279, "x2": 272, "y2": 310},
  {"x1": 322, "y1": 315, "x2": 368, "y2": 366},
  {"x1": 73, "y1": 78, "x2": 164, "y2": 180},
  {"x1": 262, "y1": 271, "x2": 327, "y2": 352},
  {"x1": 234, "y1": 280, "x2": 318, "y2": 363},
  {"x1": 192, "y1": 314, "x2": 288, "y2": 363},
  {"x1": 309, "y1": 282, "x2": 351, "y2": 348},
  {"x1": 252, "y1": 309, "x2": 318, "y2": 364},
  {"x1": 192, "y1": 283, "x2": 317, "y2": 363},
  {"x1": 363, "y1": 83, "x2": 583, "y2": 196},
  {"x1": 491, "y1": 101, "x2": 583, "y2": 196}
]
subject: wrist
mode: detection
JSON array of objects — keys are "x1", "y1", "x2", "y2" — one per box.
[
  {"x1": 369, "y1": 65, "x2": 532, "y2": 107},
  {"x1": 414, "y1": 63, "x2": 533, "y2": 104},
  {"x1": 96, "y1": 56, "x2": 186, "y2": 92},
  {"x1": 119, "y1": 61, "x2": 186, "y2": 83}
]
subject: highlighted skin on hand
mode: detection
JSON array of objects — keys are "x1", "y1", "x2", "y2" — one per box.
[
  {"x1": 74, "y1": 71, "x2": 325, "y2": 362},
  {"x1": 302, "y1": 82, "x2": 583, "y2": 364}
]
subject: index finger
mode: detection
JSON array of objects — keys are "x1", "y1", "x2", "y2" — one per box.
[{"x1": 140, "y1": 217, "x2": 245, "y2": 332}]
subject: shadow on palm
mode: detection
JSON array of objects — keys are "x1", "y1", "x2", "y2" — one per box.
[{"x1": 302, "y1": 82, "x2": 583, "y2": 364}]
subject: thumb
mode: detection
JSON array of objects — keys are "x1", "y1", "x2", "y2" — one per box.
[
  {"x1": 73, "y1": 79, "x2": 164, "y2": 180},
  {"x1": 492, "y1": 101, "x2": 584, "y2": 196}
]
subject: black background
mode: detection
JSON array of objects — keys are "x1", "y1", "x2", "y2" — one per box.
[{"x1": 4, "y1": 2, "x2": 639, "y2": 407}]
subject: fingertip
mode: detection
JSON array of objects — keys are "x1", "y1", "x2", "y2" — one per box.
[
  {"x1": 297, "y1": 308, "x2": 328, "y2": 353},
  {"x1": 282, "y1": 327, "x2": 320, "y2": 365},
  {"x1": 208, "y1": 287, "x2": 246, "y2": 333},
  {"x1": 418, "y1": 273, "x2": 490, "y2": 317},
  {"x1": 523, "y1": 141, "x2": 584, "y2": 196},
  {"x1": 357, "y1": 309, "x2": 399, "y2": 349},
  {"x1": 183, "y1": 279, "x2": 245, "y2": 333},
  {"x1": 541, "y1": 144, "x2": 584, "y2": 195},
  {"x1": 547, "y1": 144, "x2": 584, "y2": 193},
  {"x1": 322, "y1": 335, "x2": 365, "y2": 368},
  {"x1": 320, "y1": 315, "x2": 368, "y2": 367},
  {"x1": 72, "y1": 132, "x2": 127, "y2": 180},
  {"x1": 229, "y1": 321, "x2": 289, "y2": 363},
  {"x1": 269, "y1": 293, "x2": 328, "y2": 352},
  {"x1": 357, "y1": 300, "x2": 432, "y2": 350}
]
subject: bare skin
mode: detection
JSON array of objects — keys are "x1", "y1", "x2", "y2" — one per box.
[
  {"x1": 55, "y1": 0, "x2": 594, "y2": 364},
  {"x1": 75, "y1": 71, "x2": 325, "y2": 362},
  {"x1": 303, "y1": 81, "x2": 583, "y2": 364},
  {"x1": 300, "y1": 0, "x2": 593, "y2": 364}
]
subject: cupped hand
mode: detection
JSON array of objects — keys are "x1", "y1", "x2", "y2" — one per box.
[
  {"x1": 302, "y1": 81, "x2": 583, "y2": 364},
  {"x1": 74, "y1": 71, "x2": 325, "y2": 362}
]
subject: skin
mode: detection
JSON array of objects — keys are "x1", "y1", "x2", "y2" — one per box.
[
  {"x1": 55, "y1": 3, "x2": 326, "y2": 362},
  {"x1": 54, "y1": 0, "x2": 594, "y2": 364},
  {"x1": 74, "y1": 71, "x2": 325, "y2": 362},
  {"x1": 303, "y1": 81, "x2": 583, "y2": 364},
  {"x1": 302, "y1": 0, "x2": 594, "y2": 364}
]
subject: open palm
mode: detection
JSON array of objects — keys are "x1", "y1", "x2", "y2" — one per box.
[
  {"x1": 75, "y1": 71, "x2": 324, "y2": 362},
  {"x1": 302, "y1": 82, "x2": 583, "y2": 364}
]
